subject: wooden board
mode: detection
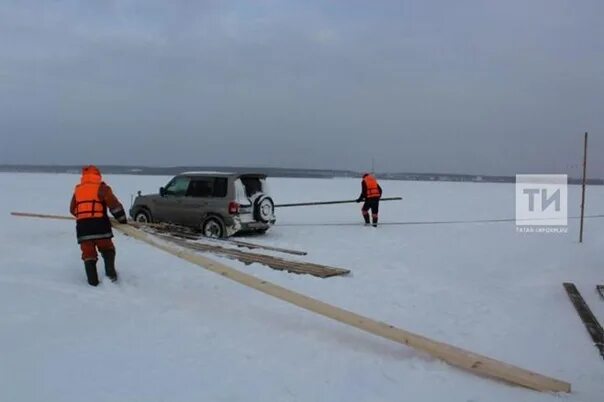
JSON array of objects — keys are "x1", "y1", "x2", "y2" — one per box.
[
  {"x1": 10, "y1": 212, "x2": 307, "y2": 256},
  {"x1": 114, "y1": 224, "x2": 570, "y2": 392},
  {"x1": 9, "y1": 211, "x2": 571, "y2": 392},
  {"x1": 149, "y1": 223, "x2": 308, "y2": 256},
  {"x1": 152, "y1": 232, "x2": 348, "y2": 278},
  {"x1": 224, "y1": 239, "x2": 307, "y2": 256},
  {"x1": 11, "y1": 212, "x2": 75, "y2": 221},
  {"x1": 563, "y1": 282, "x2": 604, "y2": 359}
]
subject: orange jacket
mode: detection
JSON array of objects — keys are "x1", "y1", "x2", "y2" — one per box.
[
  {"x1": 69, "y1": 166, "x2": 127, "y2": 244},
  {"x1": 70, "y1": 166, "x2": 125, "y2": 220},
  {"x1": 73, "y1": 173, "x2": 105, "y2": 220},
  {"x1": 362, "y1": 175, "x2": 382, "y2": 199},
  {"x1": 70, "y1": 166, "x2": 127, "y2": 243}
]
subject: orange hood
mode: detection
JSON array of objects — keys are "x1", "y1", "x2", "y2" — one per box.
[{"x1": 80, "y1": 165, "x2": 102, "y2": 184}]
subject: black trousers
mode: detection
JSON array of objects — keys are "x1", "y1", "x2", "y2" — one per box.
[{"x1": 362, "y1": 198, "x2": 380, "y2": 215}]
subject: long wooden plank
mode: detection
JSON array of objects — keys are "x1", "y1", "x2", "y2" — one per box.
[
  {"x1": 11, "y1": 212, "x2": 75, "y2": 220},
  {"x1": 13, "y1": 212, "x2": 308, "y2": 256},
  {"x1": 10, "y1": 211, "x2": 571, "y2": 392},
  {"x1": 115, "y1": 224, "x2": 569, "y2": 392},
  {"x1": 225, "y1": 239, "x2": 308, "y2": 256},
  {"x1": 563, "y1": 282, "x2": 604, "y2": 359},
  {"x1": 149, "y1": 224, "x2": 308, "y2": 256},
  {"x1": 153, "y1": 233, "x2": 349, "y2": 278}
]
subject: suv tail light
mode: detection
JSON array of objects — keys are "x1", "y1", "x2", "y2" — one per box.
[{"x1": 228, "y1": 201, "x2": 240, "y2": 215}]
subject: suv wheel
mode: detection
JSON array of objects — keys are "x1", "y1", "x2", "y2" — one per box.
[
  {"x1": 202, "y1": 217, "x2": 225, "y2": 238},
  {"x1": 254, "y1": 196, "x2": 274, "y2": 223},
  {"x1": 134, "y1": 209, "x2": 152, "y2": 224}
]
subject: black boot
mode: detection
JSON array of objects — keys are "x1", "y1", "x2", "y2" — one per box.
[
  {"x1": 363, "y1": 213, "x2": 370, "y2": 225},
  {"x1": 84, "y1": 260, "x2": 99, "y2": 286},
  {"x1": 101, "y1": 250, "x2": 118, "y2": 282},
  {"x1": 372, "y1": 216, "x2": 378, "y2": 227}
]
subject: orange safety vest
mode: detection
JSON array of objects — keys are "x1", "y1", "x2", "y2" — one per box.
[
  {"x1": 364, "y1": 175, "x2": 381, "y2": 199},
  {"x1": 74, "y1": 172, "x2": 105, "y2": 220}
]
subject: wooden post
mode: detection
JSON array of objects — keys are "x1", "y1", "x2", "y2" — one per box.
[{"x1": 579, "y1": 132, "x2": 588, "y2": 243}]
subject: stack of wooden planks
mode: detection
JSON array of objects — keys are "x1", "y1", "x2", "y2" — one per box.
[{"x1": 151, "y1": 231, "x2": 350, "y2": 278}]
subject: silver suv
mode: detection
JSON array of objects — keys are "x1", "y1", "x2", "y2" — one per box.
[{"x1": 129, "y1": 172, "x2": 276, "y2": 238}]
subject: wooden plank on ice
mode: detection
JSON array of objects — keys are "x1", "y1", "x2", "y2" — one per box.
[
  {"x1": 9, "y1": 211, "x2": 572, "y2": 392},
  {"x1": 225, "y1": 239, "x2": 308, "y2": 256},
  {"x1": 153, "y1": 233, "x2": 348, "y2": 278},
  {"x1": 114, "y1": 224, "x2": 571, "y2": 392},
  {"x1": 563, "y1": 282, "x2": 604, "y2": 359},
  {"x1": 148, "y1": 224, "x2": 308, "y2": 256}
]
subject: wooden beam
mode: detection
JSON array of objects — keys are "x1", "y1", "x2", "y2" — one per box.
[
  {"x1": 563, "y1": 282, "x2": 604, "y2": 359},
  {"x1": 223, "y1": 239, "x2": 308, "y2": 256},
  {"x1": 152, "y1": 232, "x2": 349, "y2": 278},
  {"x1": 148, "y1": 222, "x2": 309, "y2": 256},
  {"x1": 10, "y1": 211, "x2": 571, "y2": 392},
  {"x1": 9, "y1": 212, "x2": 302, "y2": 256},
  {"x1": 10, "y1": 211, "x2": 154, "y2": 229},
  {"x1": 11, "y1": 212, "x2": 75, "y2": 221},
  {"x1": 115, "y1": 224, "x2": 570, "y2": 392}
]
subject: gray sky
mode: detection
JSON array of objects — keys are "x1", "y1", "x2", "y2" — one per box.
[{"x1": 1, "y1": 0, "x2": 602, "y2": 175}]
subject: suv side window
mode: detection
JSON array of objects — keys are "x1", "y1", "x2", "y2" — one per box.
[
  {"x1": 213, "y1": 178, "x2": 227, "y2": 197},
  {"x1": 165, "y1": 176, "x2": 191, "y2": 196},
  {"x1": 187, "y1": 179, "x2": 213, "y2": 197},
  {"x1": 186, "y1": 178, "x2": 228, "y2": 198}
]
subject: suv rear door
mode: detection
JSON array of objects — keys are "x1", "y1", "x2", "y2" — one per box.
[
  {"x1": 235, "y1": 174, "x2": 271, "y2": 221},
  {"x1": 239, "y1": 175, "x2": 265, "y2": 198}
]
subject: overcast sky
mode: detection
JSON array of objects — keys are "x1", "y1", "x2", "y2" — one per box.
[{"x1": 0, "y1": 1, "x2": 602, "y2": 175}]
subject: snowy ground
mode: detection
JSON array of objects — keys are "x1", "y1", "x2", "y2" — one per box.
[{"x1": 1, "y1": 172, "x2": 603, "y2": 402}]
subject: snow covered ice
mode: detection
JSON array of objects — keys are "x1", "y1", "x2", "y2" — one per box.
[{"x1": 1, "y1": 173, "x2": 604, "y2": 401}]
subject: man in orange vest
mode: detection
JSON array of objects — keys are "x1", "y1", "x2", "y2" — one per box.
[
  {"x1": 69, "y1": 165, "x2": 128, "y2": 286},
  {"x1": 356, "y1": 173, "x2": 382, "y2": 227}
]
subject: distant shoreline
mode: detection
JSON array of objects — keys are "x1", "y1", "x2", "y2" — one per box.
[{"x1": 0, "y1": 165, "x2": 601, "y2": 185}]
